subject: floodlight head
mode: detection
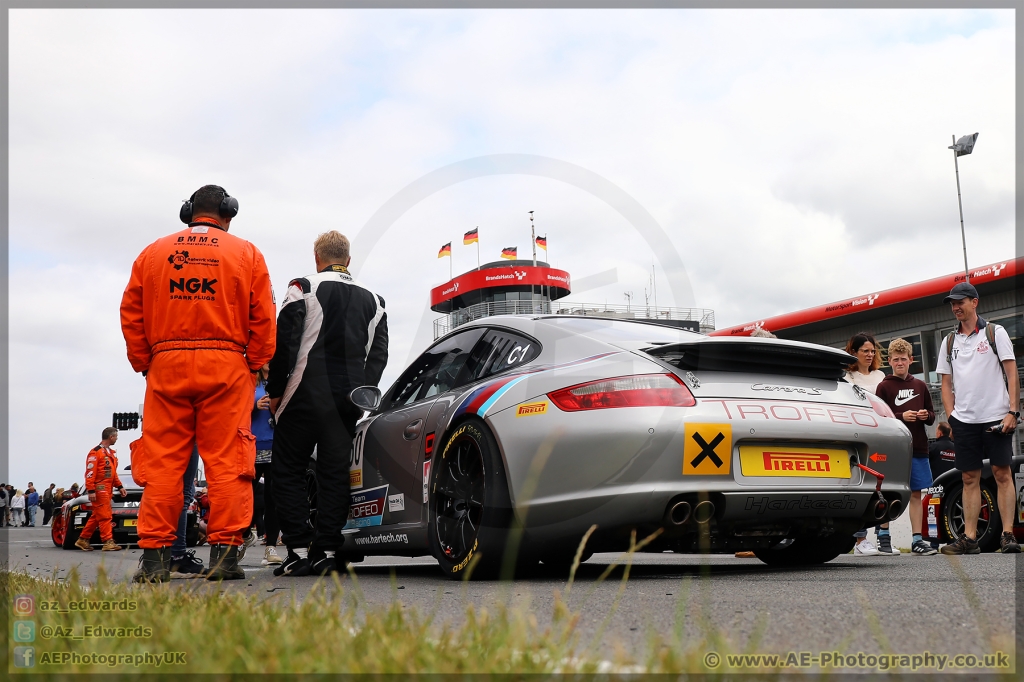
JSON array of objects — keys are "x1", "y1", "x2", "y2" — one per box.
[{"x1": 948, "y1": 132, "x2": 979, "y2": 157}]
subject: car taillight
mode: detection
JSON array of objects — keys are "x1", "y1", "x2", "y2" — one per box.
[
  {"x1": 867, "y1": 394, "x2": 896, "y2": 419},
  {"x1": 548, "y1": 373, "x2": 696, "y2": 411}
]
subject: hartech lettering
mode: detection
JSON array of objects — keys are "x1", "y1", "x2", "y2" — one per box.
[{"x1": 744, "y1": 495, "x2": 857, "y2": 514}]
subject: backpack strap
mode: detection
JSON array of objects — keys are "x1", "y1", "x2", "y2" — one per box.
[{"x1": 987, "y1": 323, "x2": 1008, "y2": 385}]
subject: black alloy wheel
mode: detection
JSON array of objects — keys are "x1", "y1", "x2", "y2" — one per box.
[
  {"x1": 428, "y1": 420, "x2": 513, "y2": 579},
  {"x1": 943, "y1": 483, "x2": 1001, "y2": 552},
  {"x1": 433, "y1": 431, "x2": 486, "y2": 563}
]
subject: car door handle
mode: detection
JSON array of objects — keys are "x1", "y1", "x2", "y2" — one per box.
[{"x1": 403, "y1": 419, "x2": 424, "y2": 441}]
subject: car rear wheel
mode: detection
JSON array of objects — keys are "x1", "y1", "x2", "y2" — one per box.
[
  {"x1": 753, "y1": 533, "x2": 855, "y2": 567},
  {"x1": 428, "y1": 420, "x2": 514, "y2": 580},
  {"x1": 942, "y1": 482, "x2": 1001, "y2": 552},
  {"x1": 51, "y1": 510, "x2": 67, "y2": 547}
]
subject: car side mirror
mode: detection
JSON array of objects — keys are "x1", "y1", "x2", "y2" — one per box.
[{"x1": 349, "y1": 386, "x2": 383, "y2": 412}]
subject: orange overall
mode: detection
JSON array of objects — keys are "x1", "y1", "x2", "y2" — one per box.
[
  {"x1": 80, "y1": 446, "x2": 123, "y2": 543},
  {"x1": 120, "y1": 221, "x2": 276, "y2": 548}
]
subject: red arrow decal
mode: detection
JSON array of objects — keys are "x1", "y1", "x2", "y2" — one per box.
[{"x1": 869, "y1": 453, "x2": 887, "y2": 463}]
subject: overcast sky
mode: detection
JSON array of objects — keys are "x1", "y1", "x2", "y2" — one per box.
[{"x1": 9, "y1": 8, "x2": 1014, "y2": 488}]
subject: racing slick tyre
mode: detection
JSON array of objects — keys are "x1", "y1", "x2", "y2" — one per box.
[
  {"x1": 942, "y1": 482, "x2": 1001, "y2": 553},
  {"x1": 428, "y1": 420, "x2": 514, "y2": 580},
  {"x1": 753, "y1": 533, "x2": 856, "y2": 567}
]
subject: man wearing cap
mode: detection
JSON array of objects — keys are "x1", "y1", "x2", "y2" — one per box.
[{"x1": 935, "y1": 281, "x2": 1020, "y2": 554}]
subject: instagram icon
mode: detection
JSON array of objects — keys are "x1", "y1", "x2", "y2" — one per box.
[{"x1": 13, "y1": 594, "x2": 35, "y2": 616}]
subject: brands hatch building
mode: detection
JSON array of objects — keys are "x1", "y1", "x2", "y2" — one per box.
[
  {"x1": 430, "y1": 259, "x2": 716, "y2": 339},
  {"x1": 712, "y1": 257, "x2": 1022, "y2": 437}
]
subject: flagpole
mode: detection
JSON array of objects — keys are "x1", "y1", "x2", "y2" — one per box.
[{"x1": 476, "y1": 227, "x2": 480, "y2": 270}]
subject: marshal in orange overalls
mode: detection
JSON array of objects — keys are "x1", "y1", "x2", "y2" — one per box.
[
  {"x1": 120, "y1": 221, "x2": 275, "y2": 549},
  {"x1": 79, "y1": 445, "x2": 123, "y2": 543}
]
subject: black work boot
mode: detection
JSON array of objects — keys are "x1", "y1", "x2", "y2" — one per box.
[
  {"x1": 132, "y1": 547, "x2": 171, "y2": 583},
  {"x1": 206, "y1": 545, "x2": 246, "y2": 581}
]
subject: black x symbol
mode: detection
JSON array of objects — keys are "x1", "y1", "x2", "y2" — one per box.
[{"x1": 690, "y1": 432, "x2": 725, "y2": 468}]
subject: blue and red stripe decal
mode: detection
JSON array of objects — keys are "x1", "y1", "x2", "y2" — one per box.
[{"x1": 452, "y1": 352, "x2": 620, "y2": 419}]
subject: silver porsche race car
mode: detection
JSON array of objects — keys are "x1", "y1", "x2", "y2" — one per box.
[{"x1": 336, "y1": 315, "x2": 912, "y2": 577}]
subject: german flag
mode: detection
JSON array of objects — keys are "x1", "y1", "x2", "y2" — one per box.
[
  {"x1": 500, "y1": 247, "x2": 517, "y2": 260},
  {"x1": 438, "y1": 242, "x2": 452, "y2": 258},
  {"x1": 463, "y1": 228, "x2": 479, "y2": 245},
  {"x1": 535, "y1": 235, "x2": 547, "y2": 250}
]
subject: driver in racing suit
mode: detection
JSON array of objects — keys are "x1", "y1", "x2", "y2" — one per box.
[
  {"x1": 267, "y1": 230, "x2": 388, "y2": 577},
  {"x1": 75, "y1": 427, "x2": 126, "y2": 551}
]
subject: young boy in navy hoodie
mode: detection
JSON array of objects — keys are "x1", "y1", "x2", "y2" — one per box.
[{"x1": 875, "y1": 338, "x2": 937, "y2": 555}]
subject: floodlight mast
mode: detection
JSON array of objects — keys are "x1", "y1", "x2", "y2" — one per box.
[{"x1": 949, "y1": 133, "x2": 978, "y2": 281}]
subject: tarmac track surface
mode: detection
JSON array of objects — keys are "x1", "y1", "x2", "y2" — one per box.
[{"x1": 5, "y1": 526, "x2": 1019, "y2": 669}]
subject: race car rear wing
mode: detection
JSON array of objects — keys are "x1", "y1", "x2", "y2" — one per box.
[{"x1": 643, "y1": 338, "x2": 855, "y2": 381}]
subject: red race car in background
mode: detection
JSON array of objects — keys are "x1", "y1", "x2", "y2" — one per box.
[
  {"x1": 921, "y1": 454, "x2": 1024, "y2": 552},
  {"x1": 51, "y1": 464, "x2": 198, "y2": 549}
]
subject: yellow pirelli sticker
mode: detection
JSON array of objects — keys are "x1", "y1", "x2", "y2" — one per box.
[
  {"x1": 683, "y1": 423, "x2": 732, "y2": 475},
  {"x1": 739, "y1": 446, "x2": 851, "y2": 478},
  {"x1": 516, "y1": 401, "x2": 548, "y2": 417}
]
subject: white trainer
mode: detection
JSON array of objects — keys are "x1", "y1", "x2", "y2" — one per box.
[
  {"x1": 854, "y1": 539, "x2": 880, "y2": 556},
  {"x1": 262, "y1": 546, "x2": 283, "y2": 566}
]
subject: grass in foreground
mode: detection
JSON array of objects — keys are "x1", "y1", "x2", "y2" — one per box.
[{"x1": 1, "y1": 556, "x2": 741, "y2": 676}]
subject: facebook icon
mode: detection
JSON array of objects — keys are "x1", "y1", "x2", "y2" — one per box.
[{"x1": 13, "y1": 646, "x2": 35, "y2": 668}]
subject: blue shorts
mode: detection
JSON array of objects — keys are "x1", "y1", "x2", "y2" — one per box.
[{"x1": 910, "y1": 457, "x2": 933, "y2": 491}]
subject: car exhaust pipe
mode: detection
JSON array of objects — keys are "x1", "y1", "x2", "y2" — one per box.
[
  {"x1": 667, "y1": 501, "x2": 691, "y2": 526},
  {"x1": 693, "y1": 500, "x2": 716, "y2": 524},
  {"x1": 887, "y1": 499, "x2": 903, "y2": 521},
  {"x1": 872, "y1": 495, "x2": 888, "y2": 522}
]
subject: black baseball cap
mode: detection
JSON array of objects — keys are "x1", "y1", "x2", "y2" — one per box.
[{"x1": 943, "y1": 282, "x2": 979, "y2": 303}]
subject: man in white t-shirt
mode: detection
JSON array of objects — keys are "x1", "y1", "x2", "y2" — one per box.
[{"x1": 935, "y1": 282, "x2": 1020, "y2": 554}]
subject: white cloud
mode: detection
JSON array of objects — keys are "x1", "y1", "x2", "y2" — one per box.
[{"x1": 8, "y1": 8, "x2": 1014, "y2": 486}]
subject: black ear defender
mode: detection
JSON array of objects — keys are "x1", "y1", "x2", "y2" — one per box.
[{"x1": 179, "y1": 186, "x2": 240, "y2": 224}]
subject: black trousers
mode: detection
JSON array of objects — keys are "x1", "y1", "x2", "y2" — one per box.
[
  {"x1": 272, "y1": 380, "x2": 356, "y2": 552},
  {"x1": 254, "y1": 462, "x2": 280, "y2": 545},
  {"x1": 42, "y1": 503, "x2": 54, "y2": 526}
]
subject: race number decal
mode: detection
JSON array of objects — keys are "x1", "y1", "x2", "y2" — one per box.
[
  {"x1": 683, "y1": 423, "x2": 732, "y2": 475},
  {"x1": 350, "y1": 429, "x2": 365, "y2": 490}
]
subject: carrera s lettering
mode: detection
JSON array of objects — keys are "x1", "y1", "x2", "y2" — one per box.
[
  {"x1": 751, "y1": 384, "x2": 823, "y2": 396},
  {"x1": 704, "y1": 400, "x2": 879, "y2": 427}
]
